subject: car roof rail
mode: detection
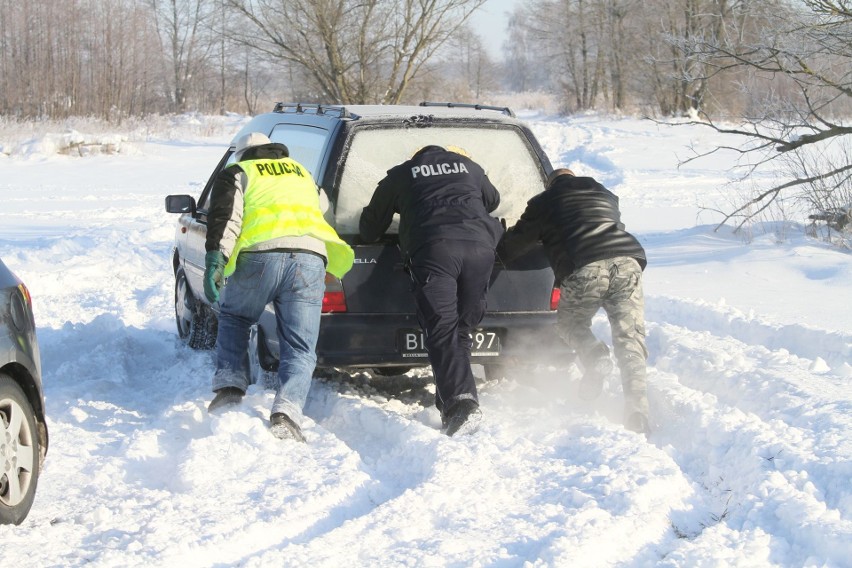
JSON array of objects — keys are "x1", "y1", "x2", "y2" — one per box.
[
  {"x1": 272, "y1": 102, "x2": 353, "y2": 118},
  {"x1": 419, "y1": 101, "x2": 515, "y2": 118}
]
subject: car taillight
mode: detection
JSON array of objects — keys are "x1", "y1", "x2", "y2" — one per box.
[
  {"x1": 322, "y1": 273, "x2": 347, "y2": 313},
  {"x1": 549, "y1": 287, "x2": 560, "y2": 310},
  {"x1": 18, "y1": 283, "x2": 32, "y2": 308},
  {"x1": 12, "y1": 283, "x2": 33, "y2": 331}
]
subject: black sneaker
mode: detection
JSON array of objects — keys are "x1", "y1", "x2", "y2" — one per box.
[
  {"x1": 625, "y1": 412, "x2": 651, "y2": 436},
  {"x1": 270, "y1": 412, "x2": 306, "y2": 443},
  {"x1": 207, "y1": 387, "x2": 244, "y2": 412},
  {"x1": 442, "y1": 399, "x2": 482, "y2": 437}
]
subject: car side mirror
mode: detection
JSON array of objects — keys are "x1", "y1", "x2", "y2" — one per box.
[{"x1": 165, "y1": 194, "x2": 196, "y2": 215}]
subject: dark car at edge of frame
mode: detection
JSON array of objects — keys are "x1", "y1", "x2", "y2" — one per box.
[{"x1": 0, "y1": 257, "x2": 48, "y2": 525}]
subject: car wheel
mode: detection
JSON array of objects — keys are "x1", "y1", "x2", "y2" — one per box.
[
  {"x1": 484, "y1": 363, "x2": 510, "y2": 381},
  {"x1": 0, "y1": 373, "x2": 41, "y2": 525},
  {"x1": 174, "y1": 269, "x2": 217, "y2": 350},
  {"x1": 252, "y1": 325, "x2": 279, "y2": 372}
]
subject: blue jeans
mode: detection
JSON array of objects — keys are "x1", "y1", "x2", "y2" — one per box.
[{"x1": 212, "y1": 251, "x2": 325, "y2": 425}]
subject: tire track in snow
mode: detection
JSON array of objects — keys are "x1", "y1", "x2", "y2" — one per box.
[
  {"x1": 527, "y1": 116, "x2": 625, "y2": 189},
  {"x1": 304, "y1": 302, "x2": 850, "y2": 566},
  {"x1": 36, "y1": 322, "x2": 386, "y2": 566},
  {"x1": 642, "y1": 316, "x2": 852, "y2": 566},
  {"x1": 646, "y1": 295, "x2": 851, "y2": 372},
  {"x1": 294, "y1": 370, "x2": 695, "y2": 567}
]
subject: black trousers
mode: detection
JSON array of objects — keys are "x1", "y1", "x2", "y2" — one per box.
[{"x1": 408, "y1": 241, "x2": 495, "y2": 414}]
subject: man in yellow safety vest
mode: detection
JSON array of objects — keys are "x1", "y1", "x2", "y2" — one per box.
[{"x1": 204, "y1": 132, "x2": 353, "y2": 442}]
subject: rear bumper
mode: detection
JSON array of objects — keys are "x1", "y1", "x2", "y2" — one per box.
[{"x1": 259, "y1": 310, "x2": 565, "y2": 369}]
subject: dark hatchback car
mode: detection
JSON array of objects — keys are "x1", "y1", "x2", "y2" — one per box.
[
  {"x1": 165, "y1": 102, "x2": 563, "y2": 379},
  {"x1": 0, "y1": 257, "x2": 48, "y2": 525}
]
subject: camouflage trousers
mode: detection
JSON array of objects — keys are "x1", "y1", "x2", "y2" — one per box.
[{"x1": 557, "y1": 256, "x2": 649, "y2": 416}]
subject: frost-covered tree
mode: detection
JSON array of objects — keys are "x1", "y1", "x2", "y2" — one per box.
[
  {"x1": 223, "y1": 0, "x2": 486, "y2": 105},
  {"x1": 680, "y1": 0, "x2": 852, "y2": 229}
]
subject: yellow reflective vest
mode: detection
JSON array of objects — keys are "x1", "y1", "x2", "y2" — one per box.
[{"x1": 224, "y1": 157, "x2": 354, "y2": 279}]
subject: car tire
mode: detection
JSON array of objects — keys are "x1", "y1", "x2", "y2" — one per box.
[
  {"x1": 252, "y1": 325, "x2": 279, "y2": 372},
  {"x1": 0, "y1": 373, "x2": 41, "y2": 525},
  {"x1": 484, "y1": 363, "x2": 510, "y2": 381},
  {"x1": 174, "y1": 268, "x2": 217, "y2": 350}
]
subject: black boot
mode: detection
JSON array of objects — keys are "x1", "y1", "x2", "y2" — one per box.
[
  {"x1": 625, "y1": 412, "x2": 651, "y2": 436},
  {"x1": 442, "y1": 399, "x2": 482, "y2": 437},
  {"x1": 578, "y1": 356, "x2": 613, "y2": 401},
  {"x1": 270, "y1": 412, "x2": 306, "y2": 443},
  {"x1": 207, "y1": 387, "x2": 244, "y2": 412}
]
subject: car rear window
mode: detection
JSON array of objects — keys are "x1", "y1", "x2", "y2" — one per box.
[
  {"x1": 269, "y1": 124, "x2": 329, "y2": 176},
  {"x1": 334, "y1": 125, "x2": 546, "y2": 235}
]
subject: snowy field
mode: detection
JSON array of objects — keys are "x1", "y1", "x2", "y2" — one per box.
[{"x1": 0, "y1": 111, "x2": 850, "y2": 567}]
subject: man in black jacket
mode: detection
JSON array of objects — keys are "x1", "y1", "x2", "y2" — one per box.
[
  {"x1": 359, "y1": 145, "x2": 504, "y2": 436},
  {"x1": 498, "y1": 168, "x2": 650, "y2": 435}
]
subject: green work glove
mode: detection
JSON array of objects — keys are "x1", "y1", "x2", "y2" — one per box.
[{"x1": 204, "y1": 250, "x2": 227, "y2": 303}]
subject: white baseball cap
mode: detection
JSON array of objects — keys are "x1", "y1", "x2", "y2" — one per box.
[{"x1": 234, "y1": 132, "x2": 271, "y2": 160}]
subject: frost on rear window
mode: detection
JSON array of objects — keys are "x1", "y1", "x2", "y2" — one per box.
[{"x1": 334, "y1": 125, "x2": 545, "y2": 235}]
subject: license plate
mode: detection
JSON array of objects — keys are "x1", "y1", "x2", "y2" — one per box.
[{"x1": 398, "y1": 328, "x2": 502, "y2": 358}]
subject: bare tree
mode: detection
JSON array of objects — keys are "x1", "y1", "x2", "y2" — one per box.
[
  {"x1": 639, "y1": 0, "x2": 745, "y2": 116},
  {"x1": 517, "y1": 0, "x2": 605, "y2": 111},
  {"x1": 603, "y1": 0, "x2": 638, "y2": 111},
  {"x1": 561, "y1": 0, "x2": 606, "y2": 110},
  {"x1": 222, "y1": 0, "x2": 486, "y2": 105},
  {"x1": 503, "y1": 6, "x2": 551, "y2": 93},
  {"x1": 0, "y1": 0, "x2": 67, "y2": 117},
  {"x1": 0, "y1": 0, "x2": 167, "y2": 119},
  {"x1": 148, "y1": 0, "x2": 218, "y2": 112},
  {"x1": 510, "y1": 0, "x2": 646, "y2": 112},
  {"x1": 0, "y1": 0, "x2": 502, "y2": 118},
  {"x1": 93, "y1": 1, "x2": 168, "y2": 119},
  {"x1": 433, "y1": 27, "x2": 498, "y2": 100},
  {"x1": 678, "y1": 0, "x2": 852, "y2": 230}
]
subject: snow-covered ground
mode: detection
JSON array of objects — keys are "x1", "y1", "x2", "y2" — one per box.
[{"x1": 1, "y1": 112, "x2": 850, "y2": 567}]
